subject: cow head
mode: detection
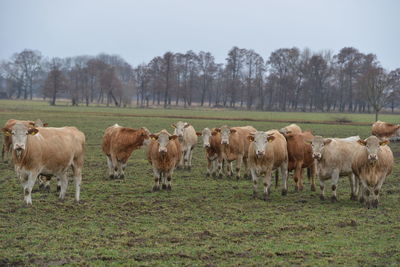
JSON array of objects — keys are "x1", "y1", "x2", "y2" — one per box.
[
  {"x1": 171, "y1": 121, "x2": 190, "y2": 141},
  {"x1": 150, "y1": 131, "x2": 178, "y2": 154},
  {"x1": 197, "y1": 128, "x2": 212, "y2": 148},
  {"x1": 216, "y1": 125, "x2": 236, "y2": 145},
  {"x1": 248, "y1": 131, "x2": 275, "y2": 157},
  {"x1": 357, "y1": 136, "x2": 388, "y2": 163},
  {"x1": 34, "y1": 119, "x2": 48, "y2": 127},
  {"x1": 279, "y1": 127, "x2": 289, "y2": 135},
  {"x1": 140, "y1": 127, "x2": 151, "y2": 147},
  {"x1": 2, "y1": 123, "x2": 38, "y2": 157},
  {"x1": 309, "y1": 136, "x2": 332, "y2": 161}
]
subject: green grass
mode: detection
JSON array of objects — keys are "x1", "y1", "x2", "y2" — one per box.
[{"x1": 0, "y1": 101, "x2": 399, "y2": 266}]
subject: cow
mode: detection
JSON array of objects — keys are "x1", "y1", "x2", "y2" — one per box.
[
  {"x1": 282, "y1": 131, "x2": 316, "y2": 191},
  {"x1": 101, "y1": 124, "x2": 150, "y2": 179},
  {"x1": 146, "y1": 130, "x2": 181, "y2": 191},
  {"x1": 196, "y1": 128, "x2": 232, "y2": 177},
  {"x1": 2, "y1": 119, "x2": 48, "y2": 163},
  {"x1": 352, "y1": 136, "x2": 394, "y2": 208},
  {"x1": 213, "y1": 125, "x2": 257, "y2": 180},
  {"x1": 279, "y1": 124, "x2": 302, "y2": 135},
  {"x1": 1, "y1": 123, "x2": 85, "y2": 205},
  {"x1": 309, "y1": 135, "x2": 360, "y2": 202},
  {"x1": 172, "y1": 121, "x2": 198, "y2": 170},
  {"x1": 248, "y1": 130, "x2": 288, "y2": 200},
  {"x1": 371, "y1": 121, "x2": 400, "y2": 140}
]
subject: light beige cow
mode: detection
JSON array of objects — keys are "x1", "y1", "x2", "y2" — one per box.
[
  {"x1": 172, "y1": 121, "x2": 198, "y2": 170},
  {"x1": 371, "y1": 121, "x2": 400, "y2": 140},
  {"x1": 2, "y1": 123, "x2": 85, "y2": 205},
  {"x1": 279, "y1": 124, "x2": 302, "y2": 135},
  {"x1": 310, "y1": 135, "x2": 360, "y2": 202},
  {"x1": 248, "y1": 130, "x2": 288, "y2": 200},
  {"x1": 213, "y1": 125, "x2": 257, "y2": 179},
  {"x1": 352, "y1": 136, "x2": 393, "y2": 208}
]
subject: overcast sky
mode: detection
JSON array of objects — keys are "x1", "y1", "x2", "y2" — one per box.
[{"x1": 0, "y1": 0, "x2": 399, "y2": 70}]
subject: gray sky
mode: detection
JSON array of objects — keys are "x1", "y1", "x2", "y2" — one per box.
[{"x1": 1, "y1": 0, "x2": 399, "y2": 70}]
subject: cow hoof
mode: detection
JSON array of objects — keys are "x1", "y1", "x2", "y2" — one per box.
[
  {"x1": 359, "y1": 197, "x2": 365, "y2": 204},
  {"x1": 295, "y1": 185, "x2": 300, "y2": 192},
  {"x1": 166, "y1": 185, "x2": 172, "y2": 191},
  {"x1": 152, "y1": 186, "x2": 160, "y2": 192},
  {"x1": 372, "y1": 199, "x2": 379, "y2": 208},
  {"x1": 263, "y1": 195, "x2": 270, "y2": 201},
  {"x1": 212, "y1": 173, "x2": 217, "y2": 178},
  {"x1": 187, "y1": 166, "x2": 191, "y2": 171},
  {"x1": 281, "y1": 189, "x2": 287, "y2": 196},
  {"x1": 218, "y1": 174, "x2": 223, "y2": 179},
  {"x1": 311, "y1": 184, "x2": 316, "y2": 192},
  {"x1": 350, "y1": 194, "x2": 357, "y2": 201},
  {"x1": 57, "y1": 186, "x2": 61, "y2": 192},
  {"x1": 319, "y1": 195, "x2": 325, "y2": 201},
  {"x1": 206, "y1": 172, "x2": 210, "y2": 177},
  {"x1": 109, "y1": 174, "x2": 114, "y2": 179},
  {"x1": 45, "y1": 186, "x2": 50, "y2": 193},
  {"x1": 330, "y1": 196, "x2": 338, "y2": 203},
  {"x1": 162, "y1": 184, "x2": 167, "y2": 190},
  {"x1": 119, "y1": 174, "x2": 125, "y2": 179}
]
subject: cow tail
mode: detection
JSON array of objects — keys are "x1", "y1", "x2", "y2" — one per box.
[{"x1": 275, "y1": 169, "x2": 279, "y2": 188}]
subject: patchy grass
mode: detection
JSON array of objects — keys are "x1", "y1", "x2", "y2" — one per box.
[{"x1": 0, "y1": 101, "x2": 399, "y2": 266}]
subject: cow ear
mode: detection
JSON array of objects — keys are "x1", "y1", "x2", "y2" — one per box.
[
  {"x1": 357, "y1": 139, "x2": 367, "y2": 146},
  {"x1": 267, "y1": 135, "x2": 275, "y2": 143},
  {"x1": 196, "y1": 132, "x2": 202, "y2": 136},
  {"x1": 379, "y1": 140, "x2": 389, "y2": 146},
  {"x1": 230, "y1": 129, "x2": 237, "y2": 134},
  {"x1": 171, "y1": 124, "x2": 176, "y2": 128},
  {"x1": 28, "y1": 122, "x2": 35, "y2": 126},
  {"x1": 43, "y1": 123, "x2": 49, "y2": 127},
  {"x1": 304, "y1": 139, "x2": 312, "y2": 145},
  {"x1": 214, "y1": 128, "x2": 221, "y2": 133},
  {"x1": 149, "y1": 134, "x2": 158, "y2": 140},
  {"x1": 323, "y1": 139, "x2": 332, "y2": 145},
  {"x1": 2, "y1": 128, "x2": 12, "y2": 136},
  {"x1": 169, "y1": 135, "x2": 178, "y2": 140},
  {"x1": 247, "y1": 135, "x2": 254, "y2": 142},
  {"x1": 184, "y1": 123, "x2": 191, "y2": 128},
  {"x1": 28, "y1": 128, "x2": 39, "y2": 135},
  {"x1": 211, "y1": 131, "x2": 218, "y2": 136}
]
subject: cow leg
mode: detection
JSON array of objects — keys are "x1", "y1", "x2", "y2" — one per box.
[
  {"x1": 72, "y1": 165, "x2": 82, "y2": 202},
  {"x1": 217, "y1": 159, "x2": 223, "y2": 178},
  {"x1": 117, "y1": 160, "x2": 126, "y2": 179},
  {"x1": 250, "y1": 168, "x2": 259, "y2": 199},
  {"x1": 319, "y1": 179, "x2": 326, "y2": 200},
  {"x1": 166, "y1": 169, "x2": 173, "y2": 191},
  {"x1": 111, "y1": 155, "x2": 119, "y2": 179},
  {"x1": 206, "y1": 158, "x2": 212, "y2": 177},
  {"x1": 330, "y1": 170, "x2": 340, "y2": 202},
  {"x1": 294, "y1": 162, "x2": 303, "y2": 191},
  {"x1": 349, "y1": 174, "x2": 357, "y2": 201},
  {"x1": 22, "y1": 172, "x2": 37, "y2": 205},
  {"x1": 263, "y1": 169, "x2": 272, "y2": 201},
  {"x1": 57, "y1": 177, "x2": 61, "y2": 192},
  {"x1": 44, "y1": 178, "x2": 51, "y2": 192},
  {"x1": 106, "y1": 156, "x2": 114, "y2": 179},
  {"x1": 310, "y1": 164, "x2": 316, "y2": 192},
  {"x1": 227, "y1": 161, "x2": 233, "y2": 177},
  {"x1": 280, "y1": 162, "x2": 288, "y2": 196},
  {"x1": 152, "y1": 168, "x2": 161, "y2": 191},
  {"x1": 211, "y1": 159, "x2": 217, "y2": 178},
  {"x1": 372, "y1": 175, "x2": 387, "y2": 208},
  {"x1": 161, "y1": 172, "x2": 167, "y2": 190},
  {"x1": 235, "y1": 156, "x2": 243, "y2": 180},
  {"x1": 187, "y1": 147, "x2": 194, "y2": 170},
  {"x1": 178, "y1": 150, "x2": 185, "y2": 169},
  {"x1": 59, "y1": 173, "x2": 68, "y2": 200}
]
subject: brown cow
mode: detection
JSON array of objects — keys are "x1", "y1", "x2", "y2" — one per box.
[
  {"x1": 371, "y1": 121, "x2": 400, "y2": 140},
  {"x1": 2, "y1": 123, "x2": 85, "y2": 205},
  {"x1": 147, "y1": 130, "x2": 181, "y2": 191},
  {"x1": 101, "y1": 124, "x2": 150, "y2": 179},
  {"x1": 282, "y1": 131, "x2": 316, "y2": 191},
  {"x1": 213, "y1": 125, "x2": 257, "y2": 180},
  {"x1": 279, "y1": 124, "x2": 302, "y2": 135},
  {"x1": 2, "y1": 119, "x2": 48, "y2": 163},
  {"x1": 352, "y1": 136, "x2": 394, "y2": 208},
  {"x1": 248, "y1": 130, "x2": 288, "y2": 200}
]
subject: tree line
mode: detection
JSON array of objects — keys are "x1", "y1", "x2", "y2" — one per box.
[{"x1": 0, "y1": 47, "x2": 399, "y2": 117}]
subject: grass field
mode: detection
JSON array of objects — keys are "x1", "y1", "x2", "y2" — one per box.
[{"x1": 0, "y1": 100, "x2": 399, "y2": 266}]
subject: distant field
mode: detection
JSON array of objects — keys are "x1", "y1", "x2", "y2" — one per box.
[{"x1": 0, "y1": 101, "x2": 399, "y2": 266}]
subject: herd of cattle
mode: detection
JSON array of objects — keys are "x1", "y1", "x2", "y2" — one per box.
[{"x1": 1, "y1": 119, "x2": 399, "y2": 208}]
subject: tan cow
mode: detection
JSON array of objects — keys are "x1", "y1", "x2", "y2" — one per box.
[
  {"x1": 2, "y1": 119, "x2": 48, "y2": 163},
  {"x1": 147, "y1": 130, "x2": 181, "y2": 191},
  {"x1": 101, "y1": 124, "x2": 150, "y2": 179},
  {"x1": 282, "y1": 131, "x2": 316, "y2": 191},
  {"x1": 196, "y1": 128, "x2": 232, "y2": 177},
  {"x1": 172, "y1": 121, "x2": 198, "y2": 170},
  {"x1": 310, "y1": 135, "x2": 360, "y2": 202},
  {"x1": 352, "y1": 136, "x2": 393, "y2": 208},
  {"x1": 371, "y1": 121, "x2": 400, "y2": 140},
  {"x1": 248, "y1": 130, "x2": 288, "y2": 200},
  {"x1": 279, "y1": 124, "x2": 302, "y2": 135},
  {"x1": 2, "y1": 123, "x2": 85, "y2": 205},
  {"x1": 213, "y1": 125, "x2": 257, "y2": 179}
]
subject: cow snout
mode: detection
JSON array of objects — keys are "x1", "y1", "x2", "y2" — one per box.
[
  {"x1": 14, "y1": 144, "x2": 25, "y2": 151},
  {"x1": 221, "y1": 140, "x2": 229, "y2": 145},
  {"x1": 203, "y1": 144, "x2": 210, "y2": 148},
  {"x1": 313, "y1": 153, "x2": 321, "y2": 160},
  {"x1": 368, "y1": 154, "x2": 378, "y2": 161},
  {"x1": 159, "y1": 148, "x2": 167, "y2": 153},
  {"x1": 256, "y1": 150, "x2": 265, "y2": 156}
]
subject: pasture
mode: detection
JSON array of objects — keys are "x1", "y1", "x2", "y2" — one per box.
[{"x1": 0, "y1": 100, "x2": 399, "y2": 266}]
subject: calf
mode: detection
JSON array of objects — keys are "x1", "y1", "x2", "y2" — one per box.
[
  {"x1": 279, "y1": 124, "x2": 302, "y2": 135},
  {"x1": 352, "y1": 136, "x2": 393, "y2": 208},
  {"x1": 101, "y1": 124, "x2": 150, "y2": 179},
  {"x1": 310, "y1": 135, "x2": 360, "y2": 202},
  {"x1": 371, "y1": 121, "x2": 400, "y2": 140},
  {"x1": 282, "y1": 131, "x2": 316, "y2": 191},
  {"x1": 172, "y1": 121, "x2": 198, "y2": 170},
  {"x1": 147, "y1": 130, "x2": 181, "y2": 191},
  {"x1": 248, "y1": 130, "x2": 288, "y2": 200},
  {"x1": 2, "y1": 123, "x2": 85, "y2": 205},
  {"x1": 214, "y1": 125, "x2": 256, "y2": 179}
]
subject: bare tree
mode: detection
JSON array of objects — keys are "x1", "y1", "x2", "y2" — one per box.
[{"x1": 43, "y1": 58, "x2": 67, "y2": 105}]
